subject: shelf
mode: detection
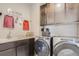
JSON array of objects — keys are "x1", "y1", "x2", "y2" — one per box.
[
  {"x1": 55, "y1": 22, "x2": 79, "y2": 25},
  {"x1": 54, "y1": 22, "x2": 79, "y2": 25},
  {"x1": 53, "y1": 36, "x2": 79, "y2": 38},
  {"x1": 42, "y1": 22, "x2": 79, "y2": 26}
]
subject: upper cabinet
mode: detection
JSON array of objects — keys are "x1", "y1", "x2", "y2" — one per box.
[
  {"x1": 46, "y1": 4, "x2": 55, "y2": 25},
  {"x1": 55, "y1": 3, "x2": 79, "y2": 23},
  {"x1": 40, "y1": 4, "x2": 47, "y2": 26},
  {"x1": 40, "y1": 3, "x2": 55, "y2": 26},
  {"x1": 65, "y1": 3, "x2": 79, "y2": 22},
  {"x1": 54, "y1": 4, "x2": 65, "y2": 23},
  {"x1": 40, "y1": 3, "x2": 79, "y2": 26}
]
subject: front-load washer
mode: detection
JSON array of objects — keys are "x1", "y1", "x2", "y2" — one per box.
[
  {"x1": 35, "y1": 36, "x2": 53, "y2": 56},
  {"x1": 53, "y1": 37, "x2": 79, "y2": 56}
]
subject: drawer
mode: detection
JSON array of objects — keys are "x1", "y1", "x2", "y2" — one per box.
[
  {"x1": 0, "y1": 48, "x2": 16, "y2": 56},
  {"x1": 0, "y1": 42, "x2": 16, "y2": 52},
  {"x1": 15, "y1": 39, "x2": 29, "y2": 47}
]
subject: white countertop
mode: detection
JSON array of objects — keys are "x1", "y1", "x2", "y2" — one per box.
[{"x1": 0, "y1": 36, "x2": 35, "y2": 44}]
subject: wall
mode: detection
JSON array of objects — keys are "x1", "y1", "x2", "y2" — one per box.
[
  {"x1": 30, "y1": 3, "x2": 41, "y2": 36},
  {"x1": 0, "y1": 3, "x2": 31, "y2": 38},
  {"x1": 2, "y1": 3, "x2": 76, "y2": 38},
  {"x1": 30, "y1": 3, "x2": 78, "y2": 38}
]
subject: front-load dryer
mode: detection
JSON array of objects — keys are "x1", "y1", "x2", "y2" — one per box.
[
  {"x1": 53, "y1": 37, "x2": 79, "y2": 56},
  {"x1": 35, "y1": 36, "x2": 53, "y2": 56}
]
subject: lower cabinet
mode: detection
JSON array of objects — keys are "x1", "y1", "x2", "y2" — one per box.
[
  {"x1": 0, "y1": 48, "x2": 16, "y2": 56},
  {"x1": 17, "y1": 45, "x2": 29, "y2": 56},
  {"x1": 16, "y1": 38, "x2": 35, "y2": 56},
  {"x1": 0, "y1": 38, "x2": 35, "y2": 56}
]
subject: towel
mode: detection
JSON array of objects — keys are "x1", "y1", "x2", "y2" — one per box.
[{"x1": 3, "y1": 15, "x2": 14, "y2": 28}]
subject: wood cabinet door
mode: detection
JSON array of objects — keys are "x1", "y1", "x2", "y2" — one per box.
[
  {"x1": 0, "y1": 48, "x2": 16, "y2": 56},
  {"x1": 40, "y1": 3, "x2": 55, "y2": 25},
  {"x1": 40, "y1": 4, "x2": 47, "y2": 26},
  {"x1": 28, "y1": 39, "x2": 35, "y2": 56},
  {"x1": 66, "y1": 3, "x2": 79, "y2": 22},
  {"x1": 54, "y1": 3, "x2": 66, "y2": 23},
  {"x1": 15, "y1": 38, "x2": 35, "y2": 56},
  {"x1": 46, "y1": 4, "x2": 55, "y2": 24},
  {"x1": 17, "y1": 45, "x2": 29, "y2": 56}
]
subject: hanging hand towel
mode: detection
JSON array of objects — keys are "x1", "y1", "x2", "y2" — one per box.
[
  {"x1": 3, "y1": 15, "x2": 14, "y2": 28},
  {"x1": 23, "y1": 20, "x2": 29, "y2": 30}
]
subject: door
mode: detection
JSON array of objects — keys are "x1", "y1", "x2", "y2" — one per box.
[
  {"x1": 0, "y1": 48, "x2": 16, "y2": 56},
  {"x1": 54, "y1": 3, "x2": 66, "y2": 23},
  {"x1": 40, "y1": 4, "x2": 47, "y2": 26},
  {"x1": 17, "y1": 45, "x2": 29, "y2": 56},
  {"x1": 35, "y1": 39, "x2": 50, "y2": 56},
  {"x1": 46, "y1": 4, "x2": 55, "y2": 24},
  {"x1": 54, "y1": 42, "x2": 79, "y2": 56},
  {"x1": 65, "y1": 3, "x2": 79, "y2": 22}
]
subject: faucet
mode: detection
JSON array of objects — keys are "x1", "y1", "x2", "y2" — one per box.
[{"x1": 6, "y1": 30, "x2": 12, "y2": 39}]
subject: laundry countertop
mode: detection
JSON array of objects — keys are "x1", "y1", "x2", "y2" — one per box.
[{"x1": 0, "y1": 36, "x2": 35, "y2": 44}]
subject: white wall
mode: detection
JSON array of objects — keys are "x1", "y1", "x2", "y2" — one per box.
[
  {"x1": 0, "y1": 3, "x2": 31, "y2": 38},
  {"x1": 30, "y1": 4, "x2": 41, "y2": 36},
  {"x1": 30, "y1": 3, "x2": 78, "y2": 37},
  {"x1": 1, "y1": 3, "x2": 76, "y2": 38}
]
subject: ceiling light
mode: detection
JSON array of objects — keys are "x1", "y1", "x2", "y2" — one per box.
[{"x1": 56, "y1": 4, "x2": 61, "y2": 7}]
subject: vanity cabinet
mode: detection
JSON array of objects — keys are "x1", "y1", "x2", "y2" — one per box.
[{"x1": 0, "y1": 38, "x2": 35, "y2": 56}]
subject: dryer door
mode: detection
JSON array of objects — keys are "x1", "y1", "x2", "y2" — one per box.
[
  {"x1": 35, "y1": 39, "x2": 50, "y2": 56},
  {"x1": 54, "y1": 42, "x2": 79, "y2": 56}
]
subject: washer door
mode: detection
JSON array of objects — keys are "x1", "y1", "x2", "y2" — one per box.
[
  {"x1": 54, "y1": 42, "x2": 79, "y2": 56},
  {"x1": 35, "y1": 39, "x2": 50, "y2": 56}
]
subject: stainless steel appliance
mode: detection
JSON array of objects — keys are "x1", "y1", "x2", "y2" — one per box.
[
  {"x1": 53, "y1": 37, "x2": 79, "y2": 56},
  {"x1": 35, "y1": 36, "x2": 53, "y2": 56}
]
